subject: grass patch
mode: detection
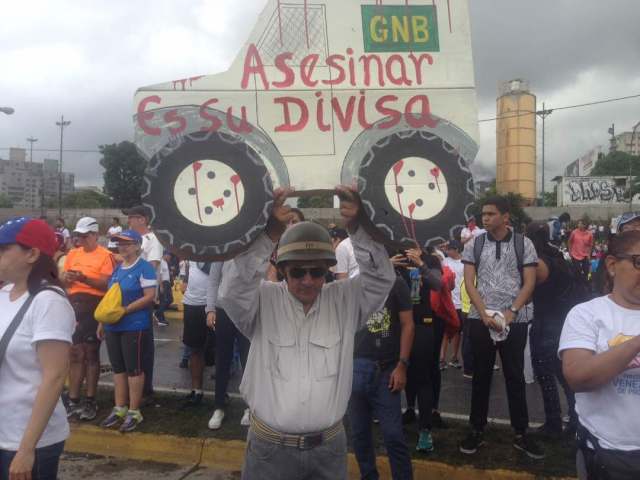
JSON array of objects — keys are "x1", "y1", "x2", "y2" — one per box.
[{"x1": 85, "y1": 388, "x2": 576, "y2": 478}]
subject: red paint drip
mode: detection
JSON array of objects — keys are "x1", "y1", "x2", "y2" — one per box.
[
  {"x1": 213, "y1": 198, "x2": 225, "y2": 210},
  {"x1": 304, "y1": 0, "x2": 310, "y2": 50},
  {"x1": 447, "y1": 0, "x2": 453, "y2": 33},
  {"x1": 408, "y1": 203, "x2": 418, "y2": 241},
  {"x1": 430, "y1": 167, "x2": 441, "y2": 192},
  {"x1": 277, "y1": 0, "x2": 283, "y2": 47},
  {"x1": 392, "y1": 161, "x2": 412, "y2": 239},
  {"x1": 192, "y1": 162, "x2": 203, "y2": 223},
  {"x1": 231, "y1": 175, "x2": 242, "y2": 214}
]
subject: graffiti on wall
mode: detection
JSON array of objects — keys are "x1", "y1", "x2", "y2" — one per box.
[{"x1": 564, "y1": 177, "x2": 626, "y2": 205}]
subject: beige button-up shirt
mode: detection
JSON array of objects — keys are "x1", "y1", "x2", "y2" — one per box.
[{"x1": 217, "y1": 227, "x2": 395, "y2": 434}]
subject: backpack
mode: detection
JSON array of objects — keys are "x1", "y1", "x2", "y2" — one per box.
[
  {"x1": 547, "y1": 251, "x2": 593, "y2": 318},
  {"x1": 473, "y1": 232, "x2": 525, "y2": 286}
]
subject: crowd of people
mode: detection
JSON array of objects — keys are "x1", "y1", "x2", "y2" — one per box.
[{"x1": 0, "y1": 191, "x2": 639, "y2": 479}]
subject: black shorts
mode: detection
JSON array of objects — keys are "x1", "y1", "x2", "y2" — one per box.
[
  {"x1": 182, "y1": 304, "x2": 208, "y2": 350},
  {"x1": 105, "y1": 329, "x2": 149, "y2": 376},
  {"x1": 69, "y1": 293, "x2": 102, "y2": 345}
]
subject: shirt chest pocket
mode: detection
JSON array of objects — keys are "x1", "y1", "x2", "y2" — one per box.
[
  {"x1": 267, "y1": 334, "x2": 296, "y2": 381},
  {"x1": 310, "y1": 331, "x2": 342, "y2": 381}
]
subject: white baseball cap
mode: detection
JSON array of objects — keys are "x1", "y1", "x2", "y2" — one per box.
[{"x1": 74, "y1": 217, "x2": 99, "y2": 234}]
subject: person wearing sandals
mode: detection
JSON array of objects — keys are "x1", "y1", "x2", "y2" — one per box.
[
  {"x1": 0, "y1": 217, "x2": 75, "y2": 479},
  {"x1": 98, "y1": 230, "x2": 156, "y2": 433}
]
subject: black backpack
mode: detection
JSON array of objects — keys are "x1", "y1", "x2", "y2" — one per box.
[
  {"x1": 548, "y1": 252, "x2": 594, "y2": 317},
  {"x1": 473, "y1": 232, "x2": 525, "y2": 285}
]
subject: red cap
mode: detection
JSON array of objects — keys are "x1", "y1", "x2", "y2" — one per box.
[{"x1": 0, "y1": 217, "x2": 58, "y2": 257}]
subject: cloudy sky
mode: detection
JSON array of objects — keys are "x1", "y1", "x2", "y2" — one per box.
[{"x1": 1, "y1": 0, "x2": 639, "y2": 190}]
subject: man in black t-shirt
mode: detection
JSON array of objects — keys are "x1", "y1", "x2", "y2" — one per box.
[{"x1": 348, "y1": 275, "x2": 415, "y2": 480}]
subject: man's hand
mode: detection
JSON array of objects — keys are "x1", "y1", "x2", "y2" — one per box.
[
  {"x1": 481, "y1": 311, "x2": 500, "y2": 331},
  {"x1": 206, "y1": 311, "x2": 216, "y2": 330},
  {"x1": 266, "y1": 187, "x2": 294, "y2": 242},
  {"x1": 502, "y1": 309, "x2": 515, "y2": 326},
  {"x1": 64, "y1": 270, "x2": 84, "y2": 284},
  {"x1": 388, "y1": 364, "x2": 407, "y2": 392},
  {"x1": 390, "y1": 254, "x2": 409, "y2": 267},
  {"x1": 9, "y1": 447, "x2": 35, "y2": 480},
  {"x1": 405, "y1": 248, "x2": 424, "y2": 268},
  {"x1": 96, "y1": 323, "x2": 105, "y2": 341},
  {"x1": 336, "y1": 185, "x2": 362, "y2": 229}
]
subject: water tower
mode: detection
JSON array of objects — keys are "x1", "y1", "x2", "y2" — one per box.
[{"x1": 496, "y1": 79, "x2": 537, "y2": 204}]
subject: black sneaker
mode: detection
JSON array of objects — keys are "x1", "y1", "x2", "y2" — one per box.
[
  {"x1": 459, "y1": 430, "x2": 484, "y2": 455},
  {"x1": 181, "y1": 391, "x2": 203, "y2": 409},
  {"x1": 513, "y1": 434, "x2": 545, "y2": 459},
  {"x1": 534, "y1": 422, "x2": 563, "y2": 438},
  {"x1": 432, "y1": 410, "x2": 448, "y2": 429},
  {"x1": 402, "y1": 408, "x2": 416, "y2": 425}
]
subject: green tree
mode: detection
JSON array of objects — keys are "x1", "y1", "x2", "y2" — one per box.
[
  {"x1": 0, "y1": 194, "x2": 13, "y2": 208},
  {"x1": 470, "y1": 191, "x2": 531, "y2": 233},
  {"x1": 297, "y1": 193, "x2": 334, "y2": 209},
  {"x1": 100, "y1": 141, "x2": 147, "y2": 208},
  {"x1": 543, "y1": 188, "x2": 557, "y2": 207},
  {"x1": 590, "y1": 151, "x2": 640, "y2": 197},
  {"x1": 62, "y1": 190, "x2": 113, "y2": 208}
]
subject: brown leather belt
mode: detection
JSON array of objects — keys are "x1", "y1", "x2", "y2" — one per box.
[{"x1": 250, "y1": 414, "x2": 343, "y2": 450}]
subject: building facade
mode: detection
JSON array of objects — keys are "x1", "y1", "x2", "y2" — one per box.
[
  {"x1": 613, "y1": 131, "x2": 640, "y2": 156},
  {"x1": 0, "y1": 148, "x2": 75, "y2": 209}
]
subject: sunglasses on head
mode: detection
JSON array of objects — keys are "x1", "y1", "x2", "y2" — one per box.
[{"x1": 288, "y1": 266, "x2": 327, "y2": 279}]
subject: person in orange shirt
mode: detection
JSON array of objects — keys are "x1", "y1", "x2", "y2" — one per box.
[
  {"x1": 62, "y1": 217, "x2": 114, "y2": 421},
  {"x1": 568, "y1": 220, "x2": 594, "y2": 281}
]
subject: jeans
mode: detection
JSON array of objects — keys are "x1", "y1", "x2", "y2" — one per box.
[
  {"x1": 155, "y1": 280, "x2": 173, "y2": 324},
  {"x1": 469, "y1": 319, "x2": 529, "y2": 433},
  {"x1": 572, "y1": 257, "x2": 590, "y2": 282},
  {"x1": 143, "y1": 324, "x2": 154, "y2": 396},
  {"x1": 242, "y1": 427, "x2": 347, "y2": 480},
  {"x1": 460, "y1": 311, "x2": 474, "y2": 375},
  {"x1": 530, "y1": 322, "x2": 576, "y2": 427},
  {"x1": 214, "y1": 308, "x2": 250, "y2": 409},
  {"x1": 349, "y1": 358, "x2": 413, "y2": 480},
  {"x1": 0, "y1": 441, "x2": 64, "y2": 480}
]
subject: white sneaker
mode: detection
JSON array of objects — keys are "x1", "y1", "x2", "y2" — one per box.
[
  {"x1": 208, "y1": 409, "x2": 225, "y2": 430},
  {"x1": 240, "y1": 408, "x2": 250, "y2": 427}
]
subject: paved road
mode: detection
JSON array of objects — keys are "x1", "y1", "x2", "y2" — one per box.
[
  {"x1": 59, "y1": 454, "x2": 237, "y2": 480},
  {"x1": 100, "y1": 311, "x2": 567, "y2": 425}
]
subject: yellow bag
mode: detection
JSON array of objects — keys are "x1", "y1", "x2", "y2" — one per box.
[{"x1": 94, "y1": 283, "x2": 126, "y2": 324}]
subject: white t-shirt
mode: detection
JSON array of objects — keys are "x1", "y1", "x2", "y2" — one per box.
[
  {"x1": 107, "y1": 225, "x2": 122, "y2": 249},
  {"x1": 141, "y1": 231, "x2": 163, "y2": 265},
  {"x1": 183, "y1": 261, "x2": 209, "y2": 306},
  {"x1": 159, "y1": 259, "x2": 170, "y2": 282},
  {"x1": 559, "y1": 296, "x2": 640, "y2": 451},
  {"x1": 443, "y1": 256, "x2": 464, "y2": 309},
  {"x1": 179, "y1": 261, "x2": 187, "y2": 278},
  {"x1": 461, "y1": 227, "x2": 486, "y2": 243},
  {"x1": 335, "y1": 237, "x2": 359, "y2": 278},
  {"x1": 0, "y1": 286, "x2": 75, "y2": 450}
]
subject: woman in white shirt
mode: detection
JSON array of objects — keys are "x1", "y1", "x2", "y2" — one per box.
[
  {"x1": 0, "y1": 217, "x2": 75, "y2": 480},
  {"x1": 560, "y1": 230, "x2": 640, "y2": 479}
]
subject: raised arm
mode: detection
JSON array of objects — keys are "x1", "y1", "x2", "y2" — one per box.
[{"x1": 216, "y1": 188, "x2": 293, "y2": 339}]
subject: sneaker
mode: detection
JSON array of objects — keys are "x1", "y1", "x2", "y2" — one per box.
[
  {"x1": 513, "y1": 434, "x2": 545, "y2": 459},
  {"x1": 101, "y1": 407, "x2": 128, "y2": 428},
  {"x1": 439, "y1": 360, "x2": 447, "y2": 371},
  {"x1": 432, "y1": 410, "x2": 448, "y2": 429},
  {"x1": 120, "y1": 410, "x2": 143, "y2": 433},
  {"x1": 448, "y1": 359, "x2": 462, "y2": 369},
  {"x1": 66, "y1": 399, "x2": 83, "y2": 419},
  {"x1": 402, "y1": 408, "x2": 416, "y2": 425},
  {"x1": 534, "y1": 422, "x2": 563, "y2": 438},
  {"x1": 208, "y1": 409, "x2": 225, "y2": 430},
  {"x1": 157, "y1": 319, "x2": 169, "y2": 327},
  {"x1": 79, "y1": 399, "x2": 98, "y2": 421},
  {"x1": 459, "y1": 430, "x2": 484, "y2": 455},
  {"x1": 493, "y1": 363, "x2": 501, "y2": 371},
  {"x1": 463, "y1": 372, "x2": 473, "y2": 379},
  {"x1": 240, "y1": 408, "x2": 251, "y2": 427},
  {"x1": 416, "y1": 430, "x2": 434, "y2": 453},
  {"x1": 179, "y1": 358, "x2": 189, "y2": 369},
  {"x1": 181, "y1": 391, "x2": 203, "y2": 409}
]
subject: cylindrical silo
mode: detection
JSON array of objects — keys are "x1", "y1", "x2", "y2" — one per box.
[{"x1": 496, "y1": 79, "x2": 537, "y2": 204}]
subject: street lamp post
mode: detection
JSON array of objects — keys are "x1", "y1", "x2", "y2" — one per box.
[
  {"x1": 56, "y1": 116, "x2": 71, "y2": 217},
  {"x1": 0, "y1": 107, "x2": 14, "y2": 115},
  {"x1": 629, "y1": 121, "x2": 640, "y2": 211},
  {"x1": 26, "y1": 137, "x2": 38, "y2": 162},
  {"x1": 536, "y1": 102, "x2": 553, "y2": 206}
]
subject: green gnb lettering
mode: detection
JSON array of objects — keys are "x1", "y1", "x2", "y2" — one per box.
[{"x1": 361, "y1": 5, "x2": 440, "y2": 53}]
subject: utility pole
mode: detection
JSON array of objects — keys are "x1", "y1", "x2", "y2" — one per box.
[
  {"x1": 629, "y1": 121, "x2": 640, "y2": 212},
  {"x1": 56, "y1": 116, "x2": 71, "y2": 217},
  {"x1": 536, "y1": 103, "x2": 553, "y2": 206},
  {"x1": 26, "y1": 137, "x2": 38, "y2": 162}
]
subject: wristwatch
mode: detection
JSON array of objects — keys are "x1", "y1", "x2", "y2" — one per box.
[
  {"x1": 398, "y1": 357, "x2": 410, "y2": 367},
  {"x1": 508, "y1": 306, "x2": 519, "y2": 315}
]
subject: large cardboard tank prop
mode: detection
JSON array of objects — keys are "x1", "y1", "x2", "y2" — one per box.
[{"x1": 133, "y1": 0, "x2": 479, "y2": 260}]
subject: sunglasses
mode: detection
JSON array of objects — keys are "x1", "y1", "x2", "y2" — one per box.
[
  {"x1": 116, "y1": 241, "x2": 137, "y2": 247},
  {"x1": 288, "y1": 267, "x2": 327, "y2": 279},
  {"x1": 615, "y1": 254, "x2": 640, "y2": 269}
]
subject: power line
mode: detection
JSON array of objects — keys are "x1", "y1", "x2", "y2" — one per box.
[
  {"x1": 479, "y1": 93, "x2": 640, "y2": 123},
  {"x1": 0, "y1": 148, "x2": 99, "y2": 153}
]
